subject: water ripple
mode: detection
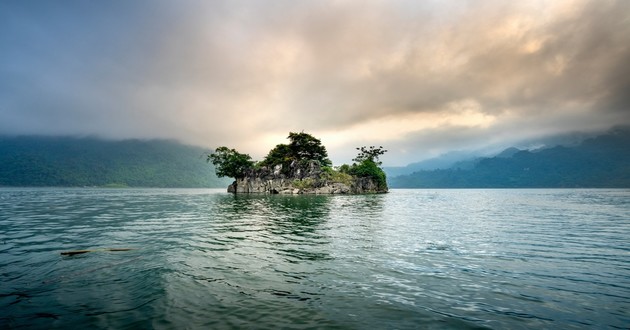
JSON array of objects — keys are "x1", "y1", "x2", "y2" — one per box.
[{"x1": 1, "y1": 188, "x2": 629, "y2": 329}]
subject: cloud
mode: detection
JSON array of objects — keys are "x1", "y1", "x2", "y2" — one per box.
[{"x1": 1, "y1": 0, "x2": 628, "y2": 165}]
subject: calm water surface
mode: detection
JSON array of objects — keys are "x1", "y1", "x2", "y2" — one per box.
[{"x1": 1, "y1": 188, "x2": 629, "y2": 329}]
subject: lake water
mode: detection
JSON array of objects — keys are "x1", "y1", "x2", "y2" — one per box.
[{"x1": 1, "y1": 188, "x2": 629, "y2": 329}]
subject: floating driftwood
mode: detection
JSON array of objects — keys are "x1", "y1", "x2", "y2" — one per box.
[{"x1": 60, "y1": 248, "x2": 135, "y2": 256}]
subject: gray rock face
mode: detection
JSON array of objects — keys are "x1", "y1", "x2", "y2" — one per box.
[{"x1": 227, "y1": 160, "x2": 387, "y2": 194}]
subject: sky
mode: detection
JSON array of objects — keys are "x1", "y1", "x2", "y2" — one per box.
[{"x1": 1, "y1": 0, "x2": 629, "y2": 166}]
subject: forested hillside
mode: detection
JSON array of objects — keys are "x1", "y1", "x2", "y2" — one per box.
[
  {"x1": 0, "y1": 136, "x2": 230, "y2": 187},
  {"x1": 389, "y1": 128, "x2": 630, "y2": 188}
]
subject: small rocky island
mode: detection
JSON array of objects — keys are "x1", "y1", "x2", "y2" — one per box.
[{"x1": 208, "y1": 132, "x2": 388, "y2": 194}]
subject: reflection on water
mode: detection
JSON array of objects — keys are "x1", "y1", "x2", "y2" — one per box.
[{"x1": 1, "y1": 188, "x2": 629, "y2": 329}]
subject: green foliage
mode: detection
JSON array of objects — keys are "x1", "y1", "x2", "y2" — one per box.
[
  {"x1": 349, "y1": 160, "x2": 388, "y2": 190},
  {"x1": 320, "y1": 166, "x2": 354, "y2": 185},
  {"x1": 259, "y1": 143, "x2": 292, "y2": 168},
  {"x1": 292, "y1": 178, "x2": 316, "y2": 189},
  {"x1": 207, "y1": 146, "x2": 254, "y2": 179},
  {"x1": 345, "y1": 146, "x2": 388, "y2": 190},
  {"x1": 353, "y1": 146, "x2": 387, "y2": 166},
  {"x1": 0, "y1": 136, "x2": 231, "y2": 187},
  {"x1": 336, "y1": 164, "x2": 351, "y2": 174},
  {"x1": 288, "y1": 132, "x2": 332, "y2": 166},
  {"x1": 262, "y1": 132, "x2": 332, "y2": 168}
]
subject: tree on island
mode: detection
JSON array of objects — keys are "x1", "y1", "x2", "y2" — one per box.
[
  {"x1": 338, "y1": 146, "x2": 388, "y2": 191},
  {"x1": 353, "y1": 146, "x2": 387, "y2": 166},
  {"x1": 208, "y1": 132, "x2": 388, "y2": 193},
  {"x1": 207, "y1": 146, "x2": 254, "y2": 179},
  {"x1": 208, "y1": 132, "x2": 330, "y2": 180},
  {"x1": 260, "y1": 132, "x2": 332, "y2": 168}
]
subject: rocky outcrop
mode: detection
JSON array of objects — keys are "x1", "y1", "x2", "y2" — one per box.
[{"x1": 227, "y1": 160, "x2": 387, "y2": 194}]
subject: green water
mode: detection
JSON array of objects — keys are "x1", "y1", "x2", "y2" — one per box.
[{"x1": 1, "y1": 188, "x2": 629, "y2": 329}]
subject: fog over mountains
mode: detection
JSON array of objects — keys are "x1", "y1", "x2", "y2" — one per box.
[
  {"x1": 384, "y1": 129, "x2": 609, "y2": 177},
  {"x1": 388, "y1": 127, "x2": 630, "y2": 188},
  {"x1": 0, "y1": 136, "x2": 230, "y2": 188},
  {"x1": 0, "y1": 126, "x2": 628, "y2": 188}
]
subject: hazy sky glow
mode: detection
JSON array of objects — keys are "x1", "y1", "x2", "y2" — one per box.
[{"x1": 1, "y1": 0, "x2": 629, "y2": 165}]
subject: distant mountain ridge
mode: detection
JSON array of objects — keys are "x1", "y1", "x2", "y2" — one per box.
[
  {"x1": 495, "y1": 147, "x2": 522, "y2": 158},
  {"x1": 389, "y1": 127, "x2": 630, "y2": 188},
  {"x1": 383, "y1": 130, "x2": 605, "y2": 177},
  {"x1": 0, "y1": 136, "x2": 231, "y2": 187},
  {"x1": 383, "y1": 150, "x2": 483, "y2": 177}
]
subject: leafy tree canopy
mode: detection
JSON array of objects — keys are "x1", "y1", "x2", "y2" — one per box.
[
  {"x1": 207, "y1": 146, "x2": 254, "y2": 179},
  {"x1": 288, "y1": 132, "x2": 331, "y2": 166},
  {"x1": 261, "y1": 132, "x2": 332, "y2": 167},
  {"x1": 353, "y1": 146, "x2": 387, "y2": 166},
  {"x1": 348, "y1": 158, "x2": 388, "y2": 190},
  {"x1": 260, "y1": 143, "x2": 292, "y2": 167},
  {"x1": 347, "y1": 145, "x2": 388, "y2": 190},
  {"x1": 208, "y1": 135, "x2": 389, "y2": 192}
]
